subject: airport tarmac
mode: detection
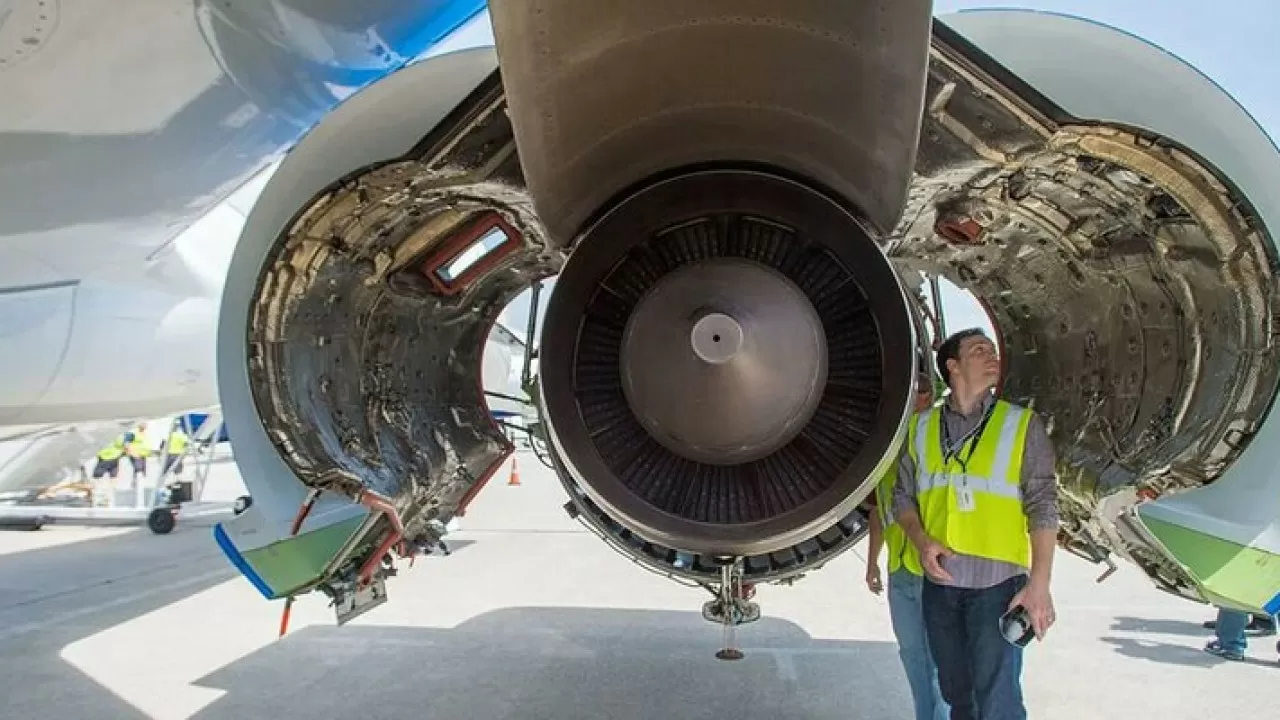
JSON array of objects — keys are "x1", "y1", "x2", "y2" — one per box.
[{"x1": 0, "y1": 448, "x2": 1274, "y2": 720}]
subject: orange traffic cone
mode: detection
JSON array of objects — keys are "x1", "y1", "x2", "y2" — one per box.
[{"x1": 507, "y1": 456, "x2": 521, "y2": 486}]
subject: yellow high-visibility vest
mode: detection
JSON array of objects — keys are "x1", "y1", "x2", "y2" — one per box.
[
  {"x1": 874, "y1": 453, "x2": 923, "y2": 576},
  {"x1": 127, "y1": 430, "x2": 150, "y2": 457},
  {"x1": 96, "y1": 437, "x2": 125, "y2": 461},
  {"x1": 167, "y1": 431, "x2": 188, "y2": 456},
  {"x1": 907, "y1": 399, "x2": 1033, "y2": 569}
]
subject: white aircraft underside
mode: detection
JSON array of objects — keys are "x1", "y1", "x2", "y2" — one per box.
[
  {"x1": 3, "y1": 1, "x2": 1279, "y2": 629},
  {"x1": 0, "y1": 1, "x2": 524, "y2": 463}
]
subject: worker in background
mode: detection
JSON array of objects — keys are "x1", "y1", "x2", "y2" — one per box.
[
  {"x1": 1203, "y1": 609, "x2": 1275, "y2": 638},
  {"x1": 161, "y1": 420, "x2": 190, "y2": 479},
  {"x1": 863, "y1": 374, "x2": 948, "y2": 720},
  {"x1": 1203, "y1": 606, "x2": 1276, "y2": 661},
  {"x1": 125, "y1": 422, "x2": 150, "y2": 485},
  {"x1": 893, "y1": 328, "x2": 1059, "y2": 720},
  {"x1": 90, "y1": 435, "x2": 127, "y2": 506}
]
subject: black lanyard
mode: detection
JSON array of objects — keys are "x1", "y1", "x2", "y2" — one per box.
[{"x1": 939, "y1": 400, "x2": 996, "y2": 474}]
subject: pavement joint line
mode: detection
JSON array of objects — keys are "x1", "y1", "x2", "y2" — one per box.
[{"x1": 0, "y1": 567, "x2": 234, "y2": 641}]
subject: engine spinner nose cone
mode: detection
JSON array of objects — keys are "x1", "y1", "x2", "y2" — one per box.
[
  {"x1": 690, "y1": 312, "x2": 744, "y2": 364},
  {"x1": 620, "y1": 258, "x2": 828, "y2": 466}
]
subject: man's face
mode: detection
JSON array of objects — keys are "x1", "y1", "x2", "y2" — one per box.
[
  {"x1": 914, "y1": 382, "x2": 934, "y2": 412},
  {"x1": 949, "y1": 335, "x2": 1000, "y2": 391}
]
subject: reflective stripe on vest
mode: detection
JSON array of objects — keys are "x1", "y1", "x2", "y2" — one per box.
[
  {"x1": 874, "y1": 448, "x2": 923, "y2": 577},
  {"x1": 906, "y1": 399, "x2": 1033, "y2": 568}
]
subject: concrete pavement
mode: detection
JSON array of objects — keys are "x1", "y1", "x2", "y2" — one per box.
[{"x1": 0, "y1": 450, "x2": 1274, "y2": 719}]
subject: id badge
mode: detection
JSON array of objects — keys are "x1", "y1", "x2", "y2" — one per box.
[{"x1": 956, "y1": 475, "x2": 976, "y2": 513}]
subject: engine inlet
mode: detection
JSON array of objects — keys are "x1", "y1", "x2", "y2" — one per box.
[{"x1": 540, "y1": 169, "x2": 917, "y2": 557}]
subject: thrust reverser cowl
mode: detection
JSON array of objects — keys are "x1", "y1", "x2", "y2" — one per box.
[
  {"x1": 487, "y1": 0, "x2": 936, "y2": 244},
  {"x1": 938, "y1": 9, "x2": 1280, "y2": 616}
]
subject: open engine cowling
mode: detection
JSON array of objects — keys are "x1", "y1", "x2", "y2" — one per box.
[
  {"x1": 215, "y1": 7, "x2": 1280, "y2": 615},
  {"x1": 215, "y1": 1, "x2": 934, "y2": 598}
]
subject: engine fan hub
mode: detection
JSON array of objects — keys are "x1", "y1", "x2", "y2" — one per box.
[
  {"x1": 541, "y1": 169, "x2": 916, "y2": 557},
  {"x1": 621, "y1": 258, "x2": 828, "y2": 466},
  {"x1": 688, "y1": 312, "x2": 743, "y2": 365}
]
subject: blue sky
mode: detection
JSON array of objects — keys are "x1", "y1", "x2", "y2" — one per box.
[
  {"x1": 935, "y1": 1, "x2": 1277, "y2": 136},
  {"x1": 486, "y1": 1, "x2": 1278, "y2": 344}
]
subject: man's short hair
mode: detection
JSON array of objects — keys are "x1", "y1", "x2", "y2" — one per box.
[
  {"x1": 936, "y1": 327, "x2": 988, "y2": 387},
  {"x1": 915, "y1": 369, "x2": 933, "y2": 390}
]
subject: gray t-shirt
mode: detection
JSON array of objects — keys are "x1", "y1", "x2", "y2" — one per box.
[{"x1": 892, "y1": 392, "x2": 1059, "y2": 589}]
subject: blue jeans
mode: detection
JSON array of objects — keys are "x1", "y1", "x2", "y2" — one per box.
[
  {"x1": 922, "y1": 574, "x2": 1028, "y2": 720},
  {"x1": 888, "y1": 569, "x2": 949, "y2": 720},
  {"x1": 1214, "y1": 608, "x2": 1248, "y2": 654}
]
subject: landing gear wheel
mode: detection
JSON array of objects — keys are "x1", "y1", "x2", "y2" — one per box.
[{"x1": 148, "y1": 507, "x2": 176, "y2": 535}]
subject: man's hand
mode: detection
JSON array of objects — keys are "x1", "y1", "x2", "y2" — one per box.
[
  {"x1": 897, "y1": 509, "x2": 954, "y2": 584},
  {"x1": 918, "y1": 537, "x2": 955, "y2": 584},
  {"x1": 865, "y1": 562, "x2": 883, "y2": 595},
  {"x1": 1010, "y1": 577, "x2": 1055, "y2": 640},
  {"x1": 1018, "y1": 528, "x2": 1059, "y2": 640}
]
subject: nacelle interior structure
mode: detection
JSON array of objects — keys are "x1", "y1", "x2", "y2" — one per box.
[{"x1": 213, "y1": 3, "x2": 1280, "y2": 627}]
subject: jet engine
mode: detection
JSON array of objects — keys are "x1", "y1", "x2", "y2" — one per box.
[{"x1": 215, "y1": 4, "x2": 1280, "y2": 632}]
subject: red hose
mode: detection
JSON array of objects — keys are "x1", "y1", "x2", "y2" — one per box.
[
  {"x1": 279, "y1": 489, "x2": 320, "y2": 638},
  {"x1": 278, "y1": 597, "x2": 294, "y2": 638},
  {"x1": 355, "y1": 489, "x2": 406, "y2": 586},
  {"x1": 278, "y1": 488, "x2": 408, "y2": 636},
  {"x1": 289, "y1": 489, "x2": 321, "y2": 535}
]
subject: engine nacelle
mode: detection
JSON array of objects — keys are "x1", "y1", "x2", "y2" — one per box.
[
  {"x1": 495, "y1": 0, "x2": 932, "y2": 581},
  {"x1": 217, "y1": 1, "x2": 934, "y2": 602},
  {"x1": 215, "y1": 7, "x2": 1280, "y2": 620}
]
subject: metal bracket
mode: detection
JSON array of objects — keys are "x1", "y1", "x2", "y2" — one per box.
[
  {"x1": 334, "y1": 575, "x2": 388, "y2": 626},
  {"x1": 701, "y1": 559, "x2": 760, "y2": 660}
]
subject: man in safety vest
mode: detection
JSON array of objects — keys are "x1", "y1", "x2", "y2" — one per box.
[
  {"x1": 864, "y1": 375, "x2": 948, "y2": 720},
  {"x1": 92, "y1": 436, "x2": 126, "y2": 480},
  {"x1": 892, "y1": 328, "x2": 1059, "y2": 720},
  {"x1": 162, "y1": 421, "x2": 190, "y2": 478},
  {"x1": 90, "y1": 435, "x2": 128, "y2": 507},
  {"x1": 125, "y1": 422, "x2": 150, "y2": 484}
]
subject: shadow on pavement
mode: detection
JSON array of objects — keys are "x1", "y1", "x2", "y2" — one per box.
[
  {"x1": 0, "y1": 521, "x2": 237, "y2": 719},
  {"x1": 192, "y1": 607, "x2": 911, "y2": 720},
  {"x1": 437, "y1": 538, "x2": 475, "y2": 556},
  {"x1": 1109, "y1": 616, "x2": 1214, "y2": 638},
  {"x1": 1099, "y1": 635, "x2": 1279, "y2": 670}
]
